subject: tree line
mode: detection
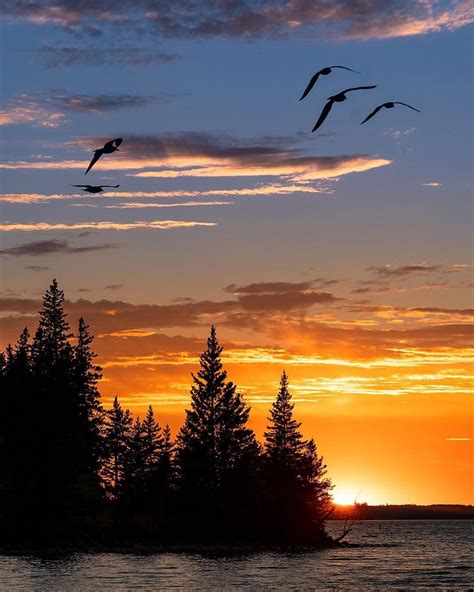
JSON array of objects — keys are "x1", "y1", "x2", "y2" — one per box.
[{"x1": 0, "y1": 280, "x2": 334, "y2": 547}]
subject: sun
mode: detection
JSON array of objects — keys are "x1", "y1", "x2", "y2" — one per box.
[{"x1": 332, "y1": 487, "x2": 360, "y2": 506}]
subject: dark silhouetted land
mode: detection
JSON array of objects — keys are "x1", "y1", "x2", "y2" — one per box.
[{"x1": 332, "y1": 503, "x2": 474, "y2": 520}]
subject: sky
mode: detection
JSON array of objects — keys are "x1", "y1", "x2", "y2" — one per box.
[{"x1": 0, "y1": 0, "x2": 473, "y2": 505}]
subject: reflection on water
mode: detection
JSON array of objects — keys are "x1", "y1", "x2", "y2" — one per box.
[{"x1": 1, "y1": 521, "x2": 472, "y2": 591}]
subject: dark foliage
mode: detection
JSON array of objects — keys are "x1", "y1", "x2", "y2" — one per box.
[{"x1": 0, "y1": 281, "x2": 333, "y2": 548}]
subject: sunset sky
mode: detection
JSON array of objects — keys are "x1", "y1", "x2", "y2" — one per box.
[{"x1": 0, "y1": 0, "x2": 472, "y2": 505}]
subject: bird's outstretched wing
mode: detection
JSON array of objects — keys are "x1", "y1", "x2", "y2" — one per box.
[
  {"x1": 101, "y1": 185, "x2": 120, "y2": 188},
  {"x1": 300, "y1": 72, "x2": 321, "y2": 101},
  {"x1": 360, "y1": 104, "x2": 385, "y2": 124},
  {"x1": 329, "y1": 66, "x2": 360, "y2": 73},
  {"x1": 312, "y1": 100, "x2": 334, "y2": 132},
  {"x1": 85, "y1": 151, "x2": 102, "y2": 175},
  {"x1": 341, "y1": 85, "x2": 377, "y2": 94},
  {"x1": 394, "y1": 102, "x2": 420, "y2": 112},
  {"x1": 71, "y1": 185, "x2": 90, "y2": 188},
  {"x1": 103, "y1": 137, "x2": 123, "y2": 150}
]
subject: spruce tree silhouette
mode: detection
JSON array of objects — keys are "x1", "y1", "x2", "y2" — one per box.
[
  {"x1": 103, "y1": 396, "x2": 133, "y2": 500},
  {"x1": 265, "y1": 370, "x2": 305, "y2": 465},
  {"x1": 34, "y1": 281, "x2": 99, "y2": 531},
  {"x1": 158, "y1": 424, "x2": 175, "y2": 490},
  {"x1": 123, "y1": 417, "x2": 147, "y2": 506},
  {"x1": 74, "y1": 317, "x2": 105, "y2": 495},
  {"x1": 0, "y1": 280, "x2": 108, "y2": 542},
  {"x1": 263, "y1": 371, "x2": 332, "y2": 543},
  {"x1": 177, "y1": 326, "x2": 257, "y2": 491},
  {"x1": 142, "y1": 405, "x2": 164, "y2": 480},
  {"x1": 176, "y1": 325, "x2": 259, "y2": 539}
]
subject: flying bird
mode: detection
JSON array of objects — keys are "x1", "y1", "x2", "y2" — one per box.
[
  {"x1": 72, "y1": 184, "x2": 120, "y2": 194},
  {"x1": 85, "y1": 137, "x2": 123, "y2": 175},
  {"x1": 300, "y1": 66, "x2": 359, "y2": 101},
  {"x1": 360, "y1": 101, "x2": 420, "y2": 124},
  {"x1": 312, "y1": 86, "x2": 377, "y2": 132}
]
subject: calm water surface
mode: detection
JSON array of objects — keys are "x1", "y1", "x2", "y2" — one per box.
[{"x1": 0, "y1": 521, "x2": 472, "y2": 590}]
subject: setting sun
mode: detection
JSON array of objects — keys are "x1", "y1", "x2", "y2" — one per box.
[{"x1": 332, "y1": 488, "x2": 362, "y2": 506}]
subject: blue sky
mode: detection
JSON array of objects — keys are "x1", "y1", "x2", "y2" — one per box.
[{"x1": 0, "y1": 0, "x2": 473, "y2": 504}]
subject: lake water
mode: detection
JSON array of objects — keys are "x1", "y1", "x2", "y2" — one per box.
[{"x1": 0, "y1": 521, "x2": 472, "y2": 590}]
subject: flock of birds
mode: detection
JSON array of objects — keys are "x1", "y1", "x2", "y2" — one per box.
[
  {"x1": 71, "y1": 65, "x2": 419, "y2": 193},
  {"x1": 299, "y1": 65, "x2": 419, "y2": 132}
]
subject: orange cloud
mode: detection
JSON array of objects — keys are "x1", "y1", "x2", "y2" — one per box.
[
  {"x1": 0, "y1": 184, "x2": 332, "y2": 204},
  {"x1": 0, "y1": 220, "x2": 217, "y2": 232}
]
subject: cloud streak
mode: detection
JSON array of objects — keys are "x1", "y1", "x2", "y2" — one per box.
[
  {"x1": 368, "y1": 263, "x2": 444, "y2": 277},
  {"x1": 0, "y1": 91, "x2": 172, "y2": 127},
  {"x1": 37, "y1": 45, "x2": 180, "y2": 68},
  {"x1": 0, "y1": 239, "x2": 120, "y2": 256},
  {"x1": 0, "y1": 184, "x2": 332, "y2": 204},
  {"x1": 0, "y1": 220, "x2": 217, "y2": 232},
  {"x1": 72, "y1": 200, "x2": 233, "y2": 209}
]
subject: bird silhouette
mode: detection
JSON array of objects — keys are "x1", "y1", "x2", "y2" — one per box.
[
  {"x1": 72, "y1": 184, "x2": 120, "y2": 194},
  {"x1": 300, "y1": 66, "x2": 359, "y2": 101},
  {"x1": 85, "y1": 138, "x2": 123, "y2": 175},
  {"x1": 312, "y1": 86, "x2": 377, "y2": 132},
  {"x1": 360, "y1": 101, "x2": 420, "y2": 124}
]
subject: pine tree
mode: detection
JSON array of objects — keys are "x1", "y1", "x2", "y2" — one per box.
[
  {"x1": 103, "y1": 396, "x2": 133, "y2": 499},
  {"x1": 264, "y1": 370, "x2": 305, "y2": 467},
  {"x1": 300, "y1": 438, "x2": 333, "y2": 522},
  {"x1": 73, "y1": 317, "x2": 105, "y2": 483},
  {"x1": 263, "y1": 371, "x2": 332, "y2": 542},
  {"x1": 142, "y1": 405, "x2": 163, "y2": 479},
  {"x1": 177, "y1": 326, "x2": 258, "y2": 492},
  {"x1": 122, "y1": 417, "x2": 147, "y2": 504},
  {"x1": 33, "y1": 279, "x2": 73, "y2": 376},
  {"x1": 157, "y1": 424, "x2": 175, "y2": 489},
  {"x1": 0, "y1": 331, "x2": 33, "y2": 527}
]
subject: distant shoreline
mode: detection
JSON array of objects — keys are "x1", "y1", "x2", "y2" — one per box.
[{"x1": 331, "y1": 504, "x2": 474, "y2": 520}]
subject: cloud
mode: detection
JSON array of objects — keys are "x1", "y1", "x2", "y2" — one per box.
[
  {"x1": 72, "y1": 200, "x2": 233, "y2": 209},
  {"x1": 2, "y1": 0, "x2": 472, "y2": 41},
  {"x1": 422, "y1": 182, "x2": 442, "y2": 187},
  {"x1": 104, "y1": 284, "x2": 125, "y2": 291},
  {"x1": 0, "y1": 239, "x2": 121, "y2": 256},
  {"x1": 0, "y1": 91, "x2": 170, "y2": 127},
  {"x1": 367, "y1": 263, "x2": 444, "y2": 277},
  {"x1": 0, "y1": 95, "x2": 66, "y2": 127},
  {"x1": 224, "y1": 281, "x2": 315, "y2": 295},
  {"x1": 0, "y1": 220, "x2": 217, "y2": 232},
  {"x1": 37, "y1": 45, "x2": 180, "y2": 68},
  {"x1": 0, "y1": 184, "x2": 332, "y2": 204},
  {"x1": 223, "y1": 280, "x2": 341, "y2": 311},
  {"x1": 0, "y1": 132, "x2": 391, "y2": 185},
  {"x1": 410, "y1": 307, "x2": 474, "y2": 317},
  {"x1": 25, "y1": 265, "x2": 50, "y2": 271},
  {"x1": 52, "y1": 92, "x2": 170, "y2": 112},
  {"x1": 384, "y1": 128, "x2": 416, "y2": 139}
]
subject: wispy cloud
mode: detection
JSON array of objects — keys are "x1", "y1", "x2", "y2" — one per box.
[
  {"x1": 367, "y1": 263, "x2": 444, "y2": 277},
  {"x1": 72, "y1": 200, "x2": 233, "y2": 209},
  {"x1": 0, "y1": 91, "x2": 172, "y2": 127},
  {"x1": 0, "y1": 183, "x2": 332, "y2": 204},
  {"x1": 0, "y1": 95, "x2": 66, "y2": 127},
  {"x1": 422, "y1": 181, "x2": 442, "y2": 187},
  {"x1": 25, "y1": 265, "x2": 50, "y2": 271},
  {"x1": 0, "y1": 239, "x2": 120, "y2": 256},
  {"x1": 0, "y1": 220, "x2": 217, "y2": 232},
  {"x1": 37, "y1": 45, "x2": 180, "y2": 68}
]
